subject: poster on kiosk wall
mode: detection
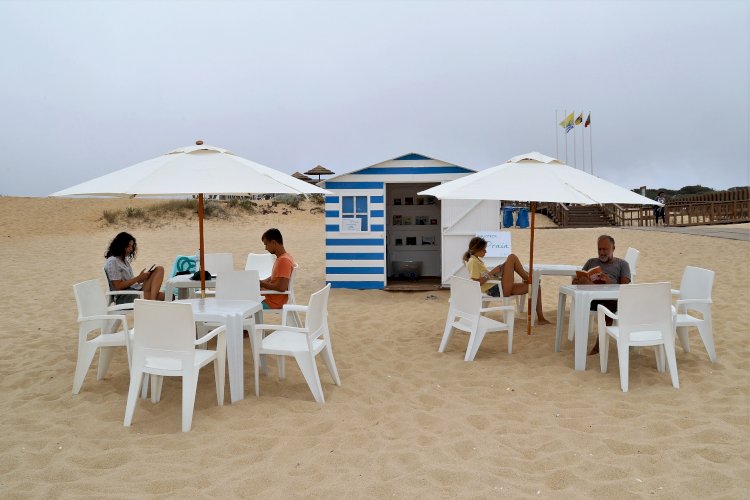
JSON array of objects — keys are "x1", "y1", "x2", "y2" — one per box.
[{"x1": 475, "y1": 231, "x2": 512, "y2": 262}]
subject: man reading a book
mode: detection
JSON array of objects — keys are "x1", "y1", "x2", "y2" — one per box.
[{"x1": 572, "y1": 234, "x2": 631, "y2": 354}]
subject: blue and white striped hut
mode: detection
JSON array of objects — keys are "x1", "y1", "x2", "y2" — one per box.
[{"x1": 319, "y1": 153, "x2": 501, "y2": 290}]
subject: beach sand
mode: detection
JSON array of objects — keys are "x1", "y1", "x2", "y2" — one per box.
[{"x1": 1, "y1": 197, "x2": 748, "y2": 498}]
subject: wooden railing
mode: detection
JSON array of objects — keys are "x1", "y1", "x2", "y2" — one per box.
[{"x1": 540, "y1": 188, "x2": 750, "y2": 227}]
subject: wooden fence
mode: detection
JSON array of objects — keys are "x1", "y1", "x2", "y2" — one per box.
[{"x1": 541, "y1": 188, "x2": 750, "y2": 227}]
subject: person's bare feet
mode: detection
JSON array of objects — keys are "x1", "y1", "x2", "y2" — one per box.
[{"x1": 537, "y1": 317, "x2": 551, "y2": 325}]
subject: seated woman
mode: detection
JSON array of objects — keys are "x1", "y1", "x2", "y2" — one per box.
[
  {"x1": 462, "y1": 236, "x2": 549, "y2": 324},
  {"x1": 104, "y1": 232, "x2": 165, "y2": 302}
]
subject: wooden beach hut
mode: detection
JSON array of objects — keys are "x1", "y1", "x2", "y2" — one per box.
[{"x1": 319, "y1": 153, "x2": 501, "y2": 290}]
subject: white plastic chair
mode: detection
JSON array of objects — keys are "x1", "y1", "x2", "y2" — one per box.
[
  {"x1": 439, "y1": 277, "x2": 516, "y2": 361},
  {"x1": 102, "y1": 268, "x2": 143, "y2": 308},
  {"x1": 261, "y1": 264, "x2": 300, "y2": 327},
  {"x1": 203, "y1": 252, "x2": 234, "y2": 275},
  {"x1": 597, "y1": 282, "x2": 679, "y2": 392},
  {"x1": 124, "y1": 300, "x2": 227, "y2": 432},
  {"x1": 623, "y1": 247, "x2": 640, "y2": 283},
  {"x1": 672, "y1": 266, "x2": 716, "y2": 362},
  {"x1": 72, "y1": 280, "x2": 133, "y2": 395},
  {"x1": 245, "y1": 252, "x2": 276, "y2": 280},
  {"x1": 253, "y1": 284, "x2": 340, "y2": 403}
]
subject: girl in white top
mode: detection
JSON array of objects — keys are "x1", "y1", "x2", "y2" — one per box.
[
  {"x1": 462, "y1": 236, "x2": 549, "y2": 324},
  {"x1": 104, "y1": 232, "x2": 165, "y2": 302}
]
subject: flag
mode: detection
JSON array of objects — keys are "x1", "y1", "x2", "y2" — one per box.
[
  {"x1": 575, "y1": 113, "x2": 583, "y2": 125},
  {"x1": 584, "y1": 113, "x2": 591, "y2": 127},
  {"x1": 559, "y1": 112, "x2": 574, "y2": 134}
]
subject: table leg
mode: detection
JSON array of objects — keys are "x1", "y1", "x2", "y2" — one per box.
[
  {"x1": 555, "y1": 292, "x2": 567, "y2": 352},
  {"x1": 226, "y1": 313, "x2": 245, "y2": 403},
  {"x1": 574, "y1": 298, "x2": 591, "y2": 371}
]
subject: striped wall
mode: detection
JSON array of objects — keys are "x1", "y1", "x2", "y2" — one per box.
[{"x1": 321, "y1": 153, "x2": 474, "y2": 290}]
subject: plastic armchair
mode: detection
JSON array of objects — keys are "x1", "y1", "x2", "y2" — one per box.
[
  {"x1": 72, "y1": 280, "x2": 133, "y2": 395},
  {"x1": 123, "y1": 300, "x2": 227, "y2": 432},
  {"x1": 245, "y1": 252, "x2": 276, "y2": 280},
  {"x1": 597, "y1": 282, "x2": 679, "y2": 392},
  {"x1": 261, "y1": 264, "x2": 301, "y2": 326},
  {"x1": 253, "y1": 284, "x2": 340, "y2": 403},
  {"x1": 102, "y1": 268, "x2": 143, "y2": 308},
  {"x1": 624, "y1": 247, "x2": 640, "y2": 283},
  {"x1": 672, "y1": 266, "x2": 716, "y2": 362},
  {"x1": 439, "y1": 277, "x2": 516, "y2": 361}
]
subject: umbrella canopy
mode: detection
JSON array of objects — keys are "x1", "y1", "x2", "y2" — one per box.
[
  {"x1": 304, "y1": 164, "x2": 335, "y2": 182},
  {"x1": 421, "y1": 152, "x2": 658, "y2": 205},
  {"x1": 419, "y1": 152, "x2": 659, "y2": 334},
  {"x1": 53, "y1": 143, "x2": 328, "y2": 197},
  {"x1": 51, "y1": 142, "x2": 330, "y2": 293},
  {"x1": 292, "y1": 171, "x2": 314, "y2": 182}
]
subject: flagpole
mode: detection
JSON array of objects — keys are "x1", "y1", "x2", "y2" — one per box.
[
  {"x1": 589, "y1": 112, "x2": 594, "y2": 175},
  {"x1": 582, "y1": 113, "x2": 586, "y2": 173},
  {"x1": 564, "y1": 109, "x2": 568, "y2": 165},
  {"x1": 573, "y1": 111, "x2": 578, "y2": 168},
  {"x1": 555, "y1": 109, "x2": 559, "y2": 160}
]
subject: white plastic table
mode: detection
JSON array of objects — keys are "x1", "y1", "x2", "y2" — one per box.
[
  {"x1": 523, "y1": 264, "x2": 582, "y2": 325},
  {"x1": 555, "y1": 284, "x2": 621, "y2": 371},
  {"x1": 176, "y1": 298, "x2": 262, "y2": 403},
  {"x1": 165, "y1": 274, "x2": 217, "y2": 301}
]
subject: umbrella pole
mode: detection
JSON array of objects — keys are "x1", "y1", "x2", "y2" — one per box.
[
  {"x1": 198, "y1": 193, "x2": 206, "y2": 298},
  {"x1": 527, "y1": 202, "x2": 536, "y2": 335}
]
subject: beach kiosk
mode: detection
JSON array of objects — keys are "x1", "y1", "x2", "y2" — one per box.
[{"x1": 319, "y1": 153, "x2": 500, "y2": 289}]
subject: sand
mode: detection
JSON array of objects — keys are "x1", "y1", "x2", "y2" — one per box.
[{"x1": 0, "y1": 196, "x2": 748, "y2": 498}]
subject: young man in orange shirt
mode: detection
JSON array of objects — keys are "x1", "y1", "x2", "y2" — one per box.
[{"x1": 259, "y1": 228, "x2": 296, "y2": 310}]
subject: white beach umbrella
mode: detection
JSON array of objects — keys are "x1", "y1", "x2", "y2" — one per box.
[
  {"x1": 419, "y1": 152, "x2": 660, "y2": 333},
  {"x1": 51, "y1": 141, "x2": 330, "y2": 292}
]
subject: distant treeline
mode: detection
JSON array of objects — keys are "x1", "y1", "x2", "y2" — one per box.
[{"x1": 639, "y1": 185, "x2": 749, "y2": 201}]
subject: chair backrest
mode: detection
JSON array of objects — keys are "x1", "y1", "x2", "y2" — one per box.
[
  {"x1": 73, "y1": 279, "x2": 110, "y2": 319},
  {"x1": 215, "y1": 270, "x2": 262, "y2": 302},
  {"x1": 133, "y1": 300, "x2": 196, "y2": 353},
  {"x1": 679, "y1": 266, "x2": 714, "y2": 301},
  {"x1": 244, "y1": 253, "x2": 276, "y2": 280},
  {"x1": 449, "y1": 276, "x2": 483, "y2": 319},
  {"x1": 623, "y1": 247, "x2": 640, "y2": 283},
  {"x1": 287, "y1": 265, "x2": 299, "y2": 301},
  {"x1": 616, "y1": 283, "x2": 673, "y2": 342},
  {"x1": 203, "y1": 253, "x2": 234, "y2": 274},
  {"x1": 304, "y1": 284, "x2": 331, "y2": 342}
]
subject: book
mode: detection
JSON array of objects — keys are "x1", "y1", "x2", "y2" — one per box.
[{"x1": 576, "y1": 266, "x2": 606, "y2": 284}]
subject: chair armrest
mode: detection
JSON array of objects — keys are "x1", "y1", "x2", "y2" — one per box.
[
  {"x1": 596, "y1": 304, "x2": 617, "y2": 321},
  {"x1": 675, "y1": 298, "x2": 712, "y2": 306},
  {"x1": 195, "y1": 324, "x2": 226, "y2": 345},
  {"x1": 254, "y1": 323, "x2": 307, "y2": 334},
  {"x1": 480, "y1": 305, "x2": 515, "y2": 313},
  {"x1": 261, "y1": 290, "x2": 289, "y2": 296},
  {"x1": 670, "y1": 288, "x2": 680, "y2": 296},
  {"x1": 79, "y1": 314, "x2": 128, "y2": 323},
  {"x1": 106, "y1": 290, "x2": 144, "y2": 297},
  {"x1": 282, "y1": 304, "x2": 308, "y2": 313},
  {"x1": 107, "y1": 303, "x2": 135, "y2": 312}
]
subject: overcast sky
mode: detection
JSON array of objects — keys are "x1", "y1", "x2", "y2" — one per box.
[{"x1": 1, "y1": 0, "x2": 747, "y2": 196}]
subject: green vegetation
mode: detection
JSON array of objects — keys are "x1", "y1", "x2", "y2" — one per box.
[{"x1": 275, "y1": 194, "x2": 304, "y2": 208}]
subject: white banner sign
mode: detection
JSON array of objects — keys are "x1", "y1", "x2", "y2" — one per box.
[{"x1": 476, "y1": 231, "x2": 511, "y2": 258}]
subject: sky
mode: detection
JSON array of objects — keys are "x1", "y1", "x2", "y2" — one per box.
[{"x1": 1, "y1": 0, "x2": 748, "y2": 196}]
